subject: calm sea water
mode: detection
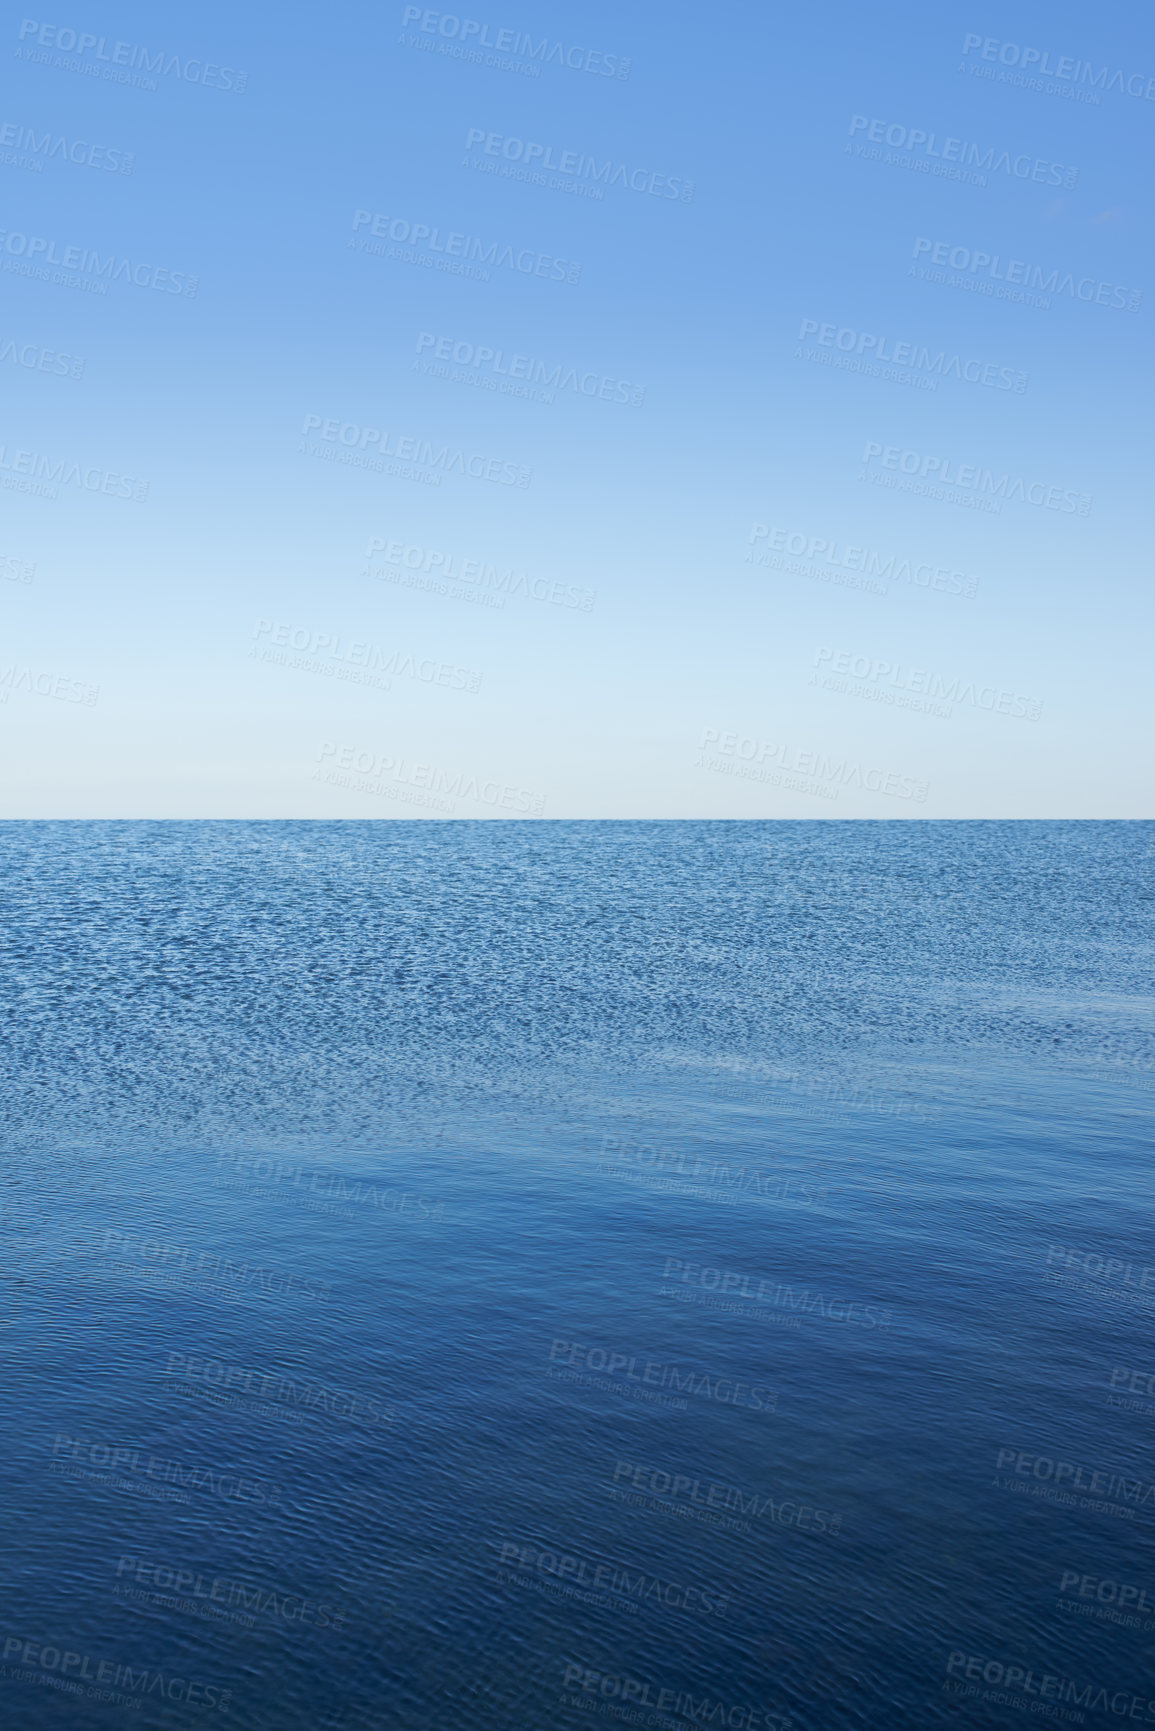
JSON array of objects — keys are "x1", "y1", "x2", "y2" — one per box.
[{"x1": 1, "y1": 821, "x2": 1152, "y2": 1731}]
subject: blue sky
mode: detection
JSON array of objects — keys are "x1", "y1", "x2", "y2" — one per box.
[{"x1": 1, "y1": 0, "x2": 1151, "y2": 816}]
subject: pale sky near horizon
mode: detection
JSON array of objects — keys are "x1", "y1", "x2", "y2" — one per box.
[{"x1": 1, "y1": 0, "x2": 1151, "y2": 817}]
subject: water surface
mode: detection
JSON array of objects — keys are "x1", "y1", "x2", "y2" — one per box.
[{"x1": 1, "y1": 820, "x2": 1152, "y2": 1731}]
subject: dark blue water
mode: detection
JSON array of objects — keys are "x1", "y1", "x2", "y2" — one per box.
[{"x1": 1, "y1": 821, "x2": 1153, "y2": 1731}]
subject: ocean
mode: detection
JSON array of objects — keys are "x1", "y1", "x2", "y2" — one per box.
[{"x1": 1, "y1": 820, "x2": 1152, "y2": 1731}]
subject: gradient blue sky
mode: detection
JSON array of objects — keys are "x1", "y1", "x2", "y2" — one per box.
[{"x1": 1, "y1": 0, "x2": 1151, "y2": 816}]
